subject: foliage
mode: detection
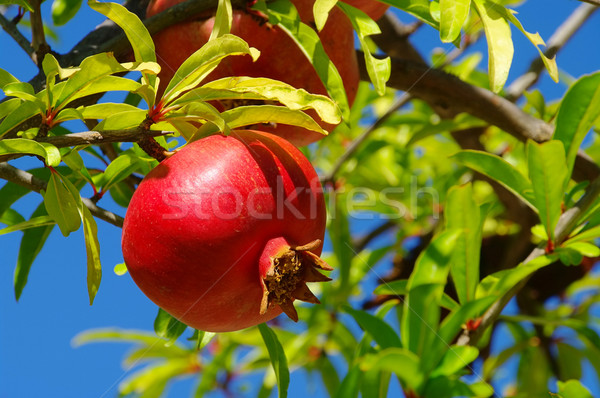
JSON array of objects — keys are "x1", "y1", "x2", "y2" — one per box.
[{"x1": 1, "y1": 0, "x2": 600, "y2": 397}]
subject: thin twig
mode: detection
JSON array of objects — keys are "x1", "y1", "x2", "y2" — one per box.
[
  {"x1": 353, "y1": 220, "x2": 397, "y2": 253},
  {"x1": 0, "y1": 128, "x2": 173, "y2": 163},
  {"x1": 506, "y1": 3, "x2": 598, "y2": 100},
  {"x1": 322, "y1": 93, "x2": 412, "y2": 184},
  {"x1": 0, "y1": 11, "x2": 34, "y2": 57},
  {"x1": 29, "y1": 0, "x2": 50, "y2": 65},
  {"x1": 0, "y1": 162, "x2": 124, "y2": 227},
  {"x1": 456, "y1": 175, "x2": 600, "y2": 346}
]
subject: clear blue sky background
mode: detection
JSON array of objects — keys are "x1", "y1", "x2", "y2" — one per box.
[{"x1": 1, "y1": 1, "x2": 600, "y2": 397}]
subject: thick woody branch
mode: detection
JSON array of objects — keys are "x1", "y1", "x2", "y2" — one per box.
[
  {"x1": 0, "y1": 162, "x2": 124, "y2": 228},
  {"x1": 360, "y1": 55, "x2": 554, "y2": 142},
  {"x1": 0, "y1": 11, "x2": 34, "y2": 57},
  {"x1": 457, "y1": 175, "x2": 600, "y2": 347},
  {"x1": 30, "y1": 0, "x2": 50, "y2": 65}
]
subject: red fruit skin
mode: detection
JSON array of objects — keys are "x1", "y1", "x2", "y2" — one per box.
[
  {"x1": 341, "y1": 0, "x2": 389, "y2": 21},
  {"x1": 122, "y1": 130, "x2": 326, "y2": 332},
  {"x1": 147, "y1": 0, "x2": 359, "y2": 146}
]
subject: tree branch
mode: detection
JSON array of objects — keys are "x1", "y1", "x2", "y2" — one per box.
[
  {"x1": 0, "y1": 11, "x2": 34, "y2": 57},
  {"x1": 0, "y1": 162, "x2": 124, "y2": 228},
  {"x1": 457, "y1": 175, "x2": 600, "y2": 347},
  {"x1": 29, "y1": 0, "x2": 50, "y2": 65},
  {"x1": 0, "y1": 128, "x2": 173, "y2": 163},
  {"x1": 577, "y1": 0, "x2": 600, "y2": 6}
]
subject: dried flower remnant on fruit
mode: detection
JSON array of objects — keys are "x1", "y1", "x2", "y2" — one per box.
[{"x1": 260, "y1": 239, "x2": 333, "y2": 322}]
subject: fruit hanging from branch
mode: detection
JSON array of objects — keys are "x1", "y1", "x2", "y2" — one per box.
[
  {"x1": 121, "y1": 130, "x2": 331, "y2": 332},
  {"x1": 147, "y1": 0, "x2": 359, "y2": 146}
]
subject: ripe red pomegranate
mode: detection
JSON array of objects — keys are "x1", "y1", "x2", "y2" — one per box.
[
  {"x1": 122, "y1": 130, "x2": 331, "y2": 332},
  {"x1": 147, "y1": 0, "x2": 359, "y2": 146},
  {"x1": 342, "y1": 0, "x2": 389, "y2": 21}
]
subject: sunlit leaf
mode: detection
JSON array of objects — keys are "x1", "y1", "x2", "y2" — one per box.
[
  {"x1": 0, "y1": 215, "x2": 55, "y2": 235},
  {"x1": 360, "y1": 348, "x2": 424, "y2": 392},
  {"x1": 42, "y1": 171, "x2": 81, "y2": 237},
  {"x1": 154, "y1": 308, "x2": 188, "y2": 347},
  {"x1": 338, "y1": 2, "x2": 390, "y2": 95},
  {"x1": 52, "y1": 0, "x2": 83, "y2": 26},
  {"x1": 527, "y1": 140, "x2": 568, "y2": 242},
  {"x1": 452, "y1": 150, "x2": 535, "y2": 209},
  {"x1": 472, "y1": 0, "x2": 513, "y2": 92},
  {"x1": 554, "y1": 72, "x2": 600, "y2": 180},
  {"x1": 209, "y1": 0, "x2": 233, "y2": 40},
  {"x1": 343, "y1": 306, "x2": 401, "y2": 349},
  {"x1": 258, "y1": 323, "x2": 290, "y2": 398},
  {"x1": 439, "y1": 0, "x2": 470, "y2": 43}
]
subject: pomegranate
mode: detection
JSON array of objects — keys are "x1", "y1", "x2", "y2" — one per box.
[
  {"x1": 122, "y1": 130, "x2": 331, "y2": 332},
  {"x1": 341, "y1": 0, "x2": 389, "y2": 21},
  {"x1": 147, "y1": 0, "x2": 359, "y2": 146}
]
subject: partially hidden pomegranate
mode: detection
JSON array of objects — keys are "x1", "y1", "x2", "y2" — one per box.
[
  {"x1": 341, "y1": 0, "x2": 389, "y2": 21},
  {"x1": 122, "y1": 130, "x2": 331, "y2": 332},
  {"x1": 147, "y1": 0, "x2": 359, "y2": 146}
]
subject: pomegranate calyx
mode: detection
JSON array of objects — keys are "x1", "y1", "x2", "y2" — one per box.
[{"x1": 260, "y1": 239, "x2": 332, "y2": 322}]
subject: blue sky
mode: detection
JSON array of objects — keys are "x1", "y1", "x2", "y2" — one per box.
[{"x1": 1, "y1": 1, "x2": 600, "y2": 397}]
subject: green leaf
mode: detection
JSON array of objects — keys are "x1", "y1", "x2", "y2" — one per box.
[
  {"x1": 313, "y1": 0, "x2": 337, "y2": 31},
  {"x1": 374, "y1": 280, "x2": 460, "y2": 311},
  {"x1": 563, "y1": 241, "x2": 600, "y2": 257},
  {"x1": 498, "y1": 7, "x2": 558, "y2": 83},
  {"x1": 430, "y1": 345, "x2": 479, "y2": 377},
  {"x1": 194, "y1": 330, "x2": 217, "y2": 351},
  {"x1": 187, "y1": 76, "x2": 342, "y2": 125},
  {"x1": 88, "y1": 0, "x2": 157, "y2": 92},
  {"x1": 43, "y1": 172, "x2": 82, "y2": 237},
  {"x1": 14, "y1": 204, "x2": 55, "y2": 300},
  {"x1": 52, "y1": 0, "x2": 83, "y2": 26},
  {"x1": 439, "y1": 0, "x2": 470, "y2": 43},
  {"x1": 360, "y1": 348, "x2": 424, "y2": 392},
  {"x1": 343, "y1": 306, "x2": 401, "y2": 349},
  {"x1": 153, "y1": 308, "x2": 188, "y2": 347},
  {"x1": 209, "y1": 0, "x2": 233, "y2": 40},
  {"x1": 99, "y1": 154, "x2": 143, "y2": 192},
  {"x1": 556, "y1": 380, "x2": 594, "y2": 398},
  {"x1": 82, "y1": 205, "x2": 102, "y2": 304},
  {"x1": 472, "y1": 0, "x2": 514, "y2": 92},
  {"x1": 402, "y1": 230, "x2": 460, "y2": 356},
  {"x1": 0, "y1": 215, "x2": 55, "y2": 235},
  {"x1": 445, "y1": 183, "x2": 481, "y2": 304},
  {"x1": 452, "y1": 150, "x2": 535, "y2": 209},
  {"x1": 73, "y1": 327, "x2": 164, "y2": 347},
  {"x1": 335, "y1": 364, "x2": 361, "y2": 398},
  {"x1": 114, "y1": 263, "x2": 128, "y2": 276},
  {"x1": 0, "y1": 208, "x2": 25, "y2": 226},
  {"x1": 554, "y1": 72, "x2": 600, "y2": 179},
  {"x1": 166, "y1": 101, "x2": 229, "y2": 139},
  {"x1": 0, "y1": 101, "x2": 41, "y2": 138},
  {"x1": 527, "y1": 140, "x2": 568, "y2": 242},
  {"x1": 193, "y1": 105, "x2": 327, "y2": 140},
  {"x1": 389, "y1": 0, "x2": 438, "y2": 28},
  {"x1": 2, "y1": 82, "x2": 46, "y2": 112},
  {"x1": 258, "y1": 323, "x2": 290, "y2": 398},
  {"x1": 255, "y1": 0, "x2": 351, "y2": 120},
  {"x1": 337, "y1": 2, "x2": 390, "y2": 96},
  {"x1": 0, "y1": 139, "x2": 61, "y2": 167},
  {"x1": 0, "y1": 98, "x2": 21, "y2": 120},
  {"x1": 476, "y1": 254, "x2": 558, "y2": 299},
  {"x1": 162, "y1": 34, "x2": 259, "y2": 103}
]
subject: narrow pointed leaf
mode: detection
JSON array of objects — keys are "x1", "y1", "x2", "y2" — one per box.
[
  {"x1": 360, "y1": 348, "x2": 424, "y2": 392},
  {"x1": 313, "y1": 0, "x2": 337, "y2": 31},
  {"x1": 343, "y1": 306, "x2": 401, "y2": 349},
  {"x1": 82, "y1": 205, "x2": 102, "y2": 304},
  {"x1": 472, "y1": 0, "x2": 513, "y2": 92},
  {"x1": 439, "y1": 0, "x2": 470, "y2": 43},
  {"x1": 0, "y1": 215, "x2": 55, "y2": 235},
  {"x1": 374, "y1": 280, "x2": 460, "y2": 311},
  {"x1": 402, "y1": 230, "x2": 460, "y2": 357},
  {"x1": 527, "y1": 140, "x2": 568, "y2": 242},
  {"x1": 209, "y1": 0, "x2": 233, "y2": 40},
  {"x1": 154, "y1": 308, "x2": 188, "y2": 346},
  {"x1": 255, "y1": 0, "x2": 350, "y2": 120},
  {"x1": 0, "y1": 139, "x2": 61, "y2": 167},
  {"x1": 0, "y1": 101, "x2": 41, "y2": 138},
  {"x1": 452, "y1": 150, "x2": 535, "y2": 209},
  {"x1": 43, "y1": 172, "x2": 81, "y2": 236},
  {"x1": 162, "y1": 34, "x2": 259, "y2": 103},
  {"x1": 445, "y1": 183, "x2": 481, "y2": 303},
  {"x1": 337, "y1": 2, "x2": 390, "y2": 96},
  {"x1": 258, "y1": 323, "x2": 290, "y2": 398},
  {"x1": 88, "y1": 0, "x2": 157, "y2": 91},
  {"x1": 14, "y1": 204, "x2": 55, "y2": 300},
  {"x1": 430, "y1": 345, "x2": 479, "y2": 377},
  {"x1": 554, "y1": 72, "x2": 600, "y2": 179}
]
